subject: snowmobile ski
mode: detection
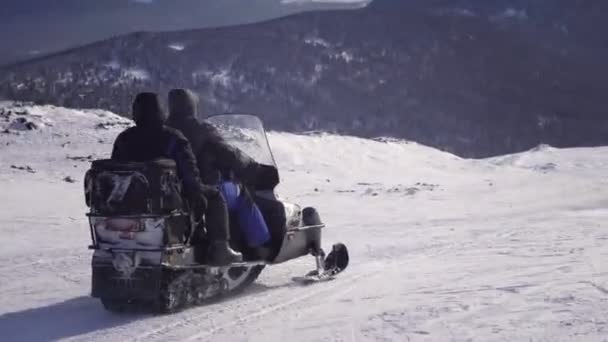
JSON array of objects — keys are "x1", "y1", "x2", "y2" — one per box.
[
  {"x1": 292, "y1": 243, "x2": 349, "y2": 285},
  {"x1": 292, "y1": 269, "x2": 337, "y2": 285}
]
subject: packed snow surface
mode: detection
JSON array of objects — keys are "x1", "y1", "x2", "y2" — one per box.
[{"x1": 1, "y1": 102, "x2": 607, "y2": 341}]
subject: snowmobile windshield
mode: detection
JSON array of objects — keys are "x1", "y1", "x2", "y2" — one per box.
[{"x1": 204, "y1": 114, "x2": 277, "y2": 168}]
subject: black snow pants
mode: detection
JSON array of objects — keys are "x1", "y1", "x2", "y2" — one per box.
[{"x1": 200, "y1": 186, "x2": 231, "y2": 241}]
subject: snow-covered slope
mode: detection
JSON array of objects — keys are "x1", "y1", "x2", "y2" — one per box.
[{"x1": 1, "y1": 103, "x2": 607, "y2": 341}]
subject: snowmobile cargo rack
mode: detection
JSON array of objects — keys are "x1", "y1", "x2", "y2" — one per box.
[
  {"x1": 284, "y1": 224, "x2": 325, "y2": 231},
  {"x1": 88, "y1": 245, "x2": 187, "y2": 252},
  {"x1": 86, "y1": 213, "x2": 186, "y2": 218}
]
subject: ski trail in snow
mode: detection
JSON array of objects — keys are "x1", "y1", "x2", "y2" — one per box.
[
  {"x1": 582, "y1": 281, "x2": 608, "y2": 295},
  {"x1": 128, "y1": 264, "x2": 379, "y2": 342},
  {"x1": 184, "y1": 274, "x2": 365, "y2": 341},
  {"x1": 124, "y1": 277, "x2": 298, "y2": 341},
  {"x1": 0, "y1": 252, "x2": 88, "y2": 272},
  {"x1": 160, "y1": 260, "x2": 406, "y2": 342}
]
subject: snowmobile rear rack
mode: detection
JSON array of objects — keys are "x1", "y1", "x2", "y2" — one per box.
[
  {"x1": 86, "y1": 213, "x2": 187, "y2": 218},
  {"x1": 88, "y1": 245, "x2": 187, "y2": 252},
  {"x1": 285, "y1": 224, "x2": 325, "y2": 232}
]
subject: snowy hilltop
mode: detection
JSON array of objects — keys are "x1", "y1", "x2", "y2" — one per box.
[
  {"x1": 0, "y1": 102, "x2": 607, "y2": 341},
  {"x1": 2, "y1": 0, "x2": 607, "y2": 158}
]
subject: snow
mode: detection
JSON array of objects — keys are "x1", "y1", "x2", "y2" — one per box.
[
  {"x1": 103, "y1": 61, "x2": 121, "y2": 70},
  {"x1": 301, "y1": 64, "x2": 326, "y2": 85},
  {"x1": 1, "y1": 102, "x2": 608, "y2": 341},
  {"x1": 305, "y1": 37, "x2": 331, "y2": 48},
  {"x1": 499, "y1": 8, "x2": 528, "y2": 20},
  {"x1": 123, "y1": 68, "x2": 150, "y2": 81},
  {"x1": 103, "y1": 61, "x2": 150, "y2": 81},
  {"x1": 434, "y1": 8, "x2": 477, "y2": 17},
  {"x1": 192, "y1": 67, "x2": 253, "y2": 93},
  {"x1": 208, "y1": 69, "x2": 233, "y2": 88},
  {"x1": 491, "y1": 8, "x2": 528, "y2": 21},
  {"x1": 168, "y1": 43, "x2": 186, "y2": 51},
  {"x1": 193, "y1": 68, "x2": 234, "y2": 88},
  {"x1": 331, "y1": 51, "x2": 356, "y2": 63}
]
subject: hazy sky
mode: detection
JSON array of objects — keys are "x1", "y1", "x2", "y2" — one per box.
[{"x1": 0, "y1": 0, "x2": 367, "y2": 65}]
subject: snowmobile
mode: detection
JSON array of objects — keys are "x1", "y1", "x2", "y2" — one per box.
[{"x1": 84, "y1": 114, "x2": 349, "y2": 313}]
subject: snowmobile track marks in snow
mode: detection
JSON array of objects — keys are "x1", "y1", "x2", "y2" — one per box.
[
  {"x1": 128, "y1": 280, "x2": 285, "y2": 342},
  {"x1": 183, "y1": 273, "x2": 367, "y2": 342},
  {"x1": 0, "y1": 251, "x2": 87, "y2": 272},
  {"x1": 128, "y1": 272, "x2": 365, "y2": 342},
  {"x1": 182, "y1": 263, "x2": 391, "y2": 342}
]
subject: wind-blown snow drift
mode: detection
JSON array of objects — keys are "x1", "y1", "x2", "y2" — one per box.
[{"x1": 0, "y1": 103, "x2": 607, "y2": 341}]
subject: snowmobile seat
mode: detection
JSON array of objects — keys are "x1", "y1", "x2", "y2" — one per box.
[{"x1": 252, "y1": 190, "x2": 287, "y2": 254}]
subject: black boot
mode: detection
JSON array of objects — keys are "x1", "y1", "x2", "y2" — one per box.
[
  {"x1": 207, "y1": 240, "x2": 243, "y2": 266},
  {"x1": 204, "y1": 191, "x2": 242, "y2": 266},
  {"x1": 251, "y1": 246, "x2": 272, "y2": 261}
]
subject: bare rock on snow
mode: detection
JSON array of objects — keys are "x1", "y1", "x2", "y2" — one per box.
[
  {"x1": 402, "y1": 187, "x2": 420, "y2": 195},
  {"x1": 10, "y1": 165, "x2": 36, "y2": 173},
  {"x1": 533, "y1": 162, "x2": 557, "y2": 173},
  {"x1": 363, "y1": 188, "x2": 379, "y2": 196},
  {"x1": 8, "y1": 117, "x2": 39, "y2": 131},
  {"x1": 336, "y1": 189, "x2": 356, "y2": 193},
  {"x1": 63, "y1": 176, "x2": 76, "y2": 183},
  {"x1": 360, "y1": 182, "x2": 439, "y2": 196},
  {"x1": 95, "y1": 121, "x2": 131, "y2": 130},
  {"x1": 357, "y1": 182, "x2": 382, "y2": 186},
  {"x1": 0, "y1": 109, "x2": 11, "y2": 120},
  {"x1": 66, "y1": 155, "x2": 93, "y2": 162}
]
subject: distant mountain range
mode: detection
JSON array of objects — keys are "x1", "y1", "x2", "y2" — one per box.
[
  {"x1": 2, "y1": 0, "x2": 607, "y2": 157},
  {"x1": 0, "y1": 0, "x2": 367, "y2": 66}
]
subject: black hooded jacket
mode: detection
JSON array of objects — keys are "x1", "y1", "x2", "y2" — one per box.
[
  {"x1": 111, "y1": 92, "x2": 209, "y2": 208},
  {"x1": 166, "y1": 89, "x2": 259, "y2": 185}
]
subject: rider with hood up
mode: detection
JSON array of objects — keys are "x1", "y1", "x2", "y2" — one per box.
[
  {"x1": 166, "y1": 88, "x2": 258, "y2": 185},
  {"x1": 166, "y1": 89, "x2": 272, "y2": 257},
  {"x1": 111, "y1": 92, "x2": 243, "y2": 266}
]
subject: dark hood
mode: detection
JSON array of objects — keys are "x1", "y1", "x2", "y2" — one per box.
[
  {"x1": 168, "y1": 88, "x2": 198, "y2": 121},
  {"x1": 132, "y1": 92, "x2": 165, "y2": 128},
  {"x1": 166, "y1": 88, "x2": 224, "y2": 151}
]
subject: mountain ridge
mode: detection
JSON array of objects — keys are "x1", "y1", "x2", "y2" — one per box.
[{"x1": 1, "y1": 0, "x2": 607, "y2": 157}]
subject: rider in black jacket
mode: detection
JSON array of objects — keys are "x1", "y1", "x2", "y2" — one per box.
[
  {"x1": 166, "y1": 89, "x2": 272, "y2": 259},
  {"x1": 166, "y1": 88, "x2": 258, "y2": 185},
  {"x1": 111, "y1": 92, "x2": 242, "y2": 266}
]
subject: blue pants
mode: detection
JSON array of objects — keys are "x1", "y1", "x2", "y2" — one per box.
[{"x1": 219, "y1": 181, "x2": 270, "y2": 247}]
